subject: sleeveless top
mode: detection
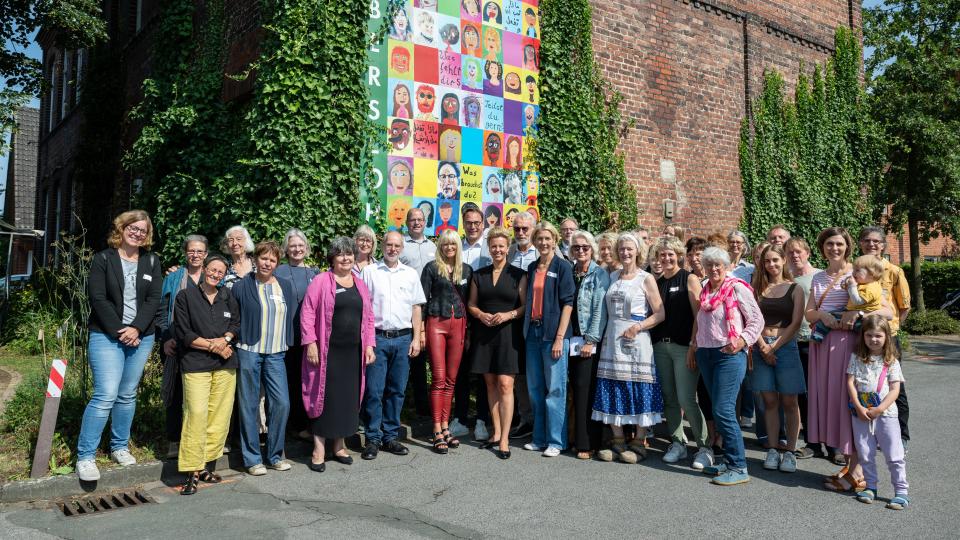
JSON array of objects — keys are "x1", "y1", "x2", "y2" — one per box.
[
  {"x1": 651, "y1": 269, "x2": 694, "y2": 346},
  {"x1": 758, "y1": 283, "x2": 796, "y2": 328}
]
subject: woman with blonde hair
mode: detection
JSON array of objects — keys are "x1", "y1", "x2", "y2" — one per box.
[
  {"x1": 597, "y1": 231, "x2": 620, "y2": 274},
  {"x1": 76, "y1": 210, "x2": 163, "y2": 481},
  {"x1": 421, "y1": 230, "x2": 474, "y2": 452}
]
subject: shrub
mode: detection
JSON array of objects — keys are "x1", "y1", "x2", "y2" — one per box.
[
  {"x1": 902, "y1": 309, "x2": 960, "y2": 336},
  {"x1": 901, "y1": 259, "x2": 960, "y2": 315}
]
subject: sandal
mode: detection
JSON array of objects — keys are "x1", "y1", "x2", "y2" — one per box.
[
  {"x1": 442, "y1": 429, "x2": 460, "y2": 449},
  {"x1": 576, "y1": 450, "x2": 593, "y2": 460},
  {"x1": 886, "y1": 495, "x2": 909, "y2": 510},
  {"x1": 180, "y1": 472, "x2": 199, "y2": 496},
  {"x1": 824, "y1": 471, "x2": 865, "y2": 492},
  {"x1": 198, "y1": 470, "x2": 222, "y2": 484},
  {"x1": 431, "y1": 432, "x2": 449, "y2": 454},
  {"x1": 855, "y1": 488, "x2": 876, "y2": 504},
  {"x1": 825, "y1": 465, "x2": 849, "y2": 482}
]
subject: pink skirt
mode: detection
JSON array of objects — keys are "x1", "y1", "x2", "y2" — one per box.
[{"x1": 807, "y1": 329, "x2": 855, "y2": 455}]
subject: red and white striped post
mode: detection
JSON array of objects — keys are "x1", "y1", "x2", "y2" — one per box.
[{"x1": 31, "y1": 359, "x2": 68, "y2": 478}]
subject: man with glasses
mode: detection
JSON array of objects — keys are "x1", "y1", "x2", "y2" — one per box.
[
  {"x1": 451, "y1": 203, "x2": 492, "y2": 440},
  {"x1": 400, "y1": 208, "x2": 437, "y2": 416},
  {"x1": 858, "y1": 226, "x2": 912, "y2": 450},
  {"x1": 559, "y1": 217, "x2": 579, "y2": 260},
  {"x1": 157, "y1": 235, "x2": 209, "y2": 458}
]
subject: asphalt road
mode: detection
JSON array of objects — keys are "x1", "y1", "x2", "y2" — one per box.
[{"x1": 2, "y1": 337, "x2": 957, "y2": 539}]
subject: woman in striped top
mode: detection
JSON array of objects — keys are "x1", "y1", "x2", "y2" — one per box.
[{"x1": 233, "y1": 241, "x2": 298, "y2": 476}]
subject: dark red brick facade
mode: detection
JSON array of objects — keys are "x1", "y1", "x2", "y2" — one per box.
[{"x1": 591, "y1": 0, "x2": 859, "y2": 237}]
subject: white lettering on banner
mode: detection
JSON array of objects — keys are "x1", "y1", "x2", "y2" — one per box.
[
  {"x1": 370, "y1": 33, "x2": 380, "y2": 53},
  {"x1": 369, "y1": 0, "x2": 380, "y2": 18},
  {"x1": 368, "y1": 65, "x2": 381, "y2": 86},
  {"x1": 368, "y1": 100, "x2": 380, "y2": 120},
  {"x1": 365, "y1": 202, "x2": 376, "y2": 221},
  {"x1": 371, "y1": 168, "x2": 384, "y2": 189}
]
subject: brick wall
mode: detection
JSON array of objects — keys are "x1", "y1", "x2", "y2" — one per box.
[{"x1": 591, "y1": 0, "x2": 856, "y2": 239}]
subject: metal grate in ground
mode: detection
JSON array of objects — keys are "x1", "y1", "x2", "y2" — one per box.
[{"x1": 58, "y1": 489, "x2": 156, "y2": 517}]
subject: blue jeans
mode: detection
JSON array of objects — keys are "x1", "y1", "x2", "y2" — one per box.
[
  {"x1": 525, "y1": 324, "x2": 568, "y2": 450},
  {"x1": 236, "y1": 349, "x2": 290, "y2": 467},
  {"x1": 363, "y1": 334, "x2": 411, "y2": 445},
  {"x1": 696, "y1": 347, "x2": 747, "y2": 471},
  {"x1": 77, "y1": 331, "x2": 156, "y2": 461}
]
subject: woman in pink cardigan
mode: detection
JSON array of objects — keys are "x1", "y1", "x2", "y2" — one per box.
[{"x1": 301, "y1": 237, "x2": 376, "y2": 473}]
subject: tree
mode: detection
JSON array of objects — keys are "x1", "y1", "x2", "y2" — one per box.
[
  {"x1": 1, "y1": 0, "x2": 106, "y2": 154},
  {"x1": 865, "y1": 0, "x2": 960, "y2": 311}
]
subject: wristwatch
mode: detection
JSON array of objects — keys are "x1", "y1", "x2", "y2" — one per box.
[
  {"x1": 224, "y1": 335, "x2": 233, "y2": 344},
  {"x1": 857, "y1": 310, "x2": 865, "y2": 321}
]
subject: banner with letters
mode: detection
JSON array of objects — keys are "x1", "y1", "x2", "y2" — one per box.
[{"x1": 365, "y1": 0, "x2": 541, "y2": 236}]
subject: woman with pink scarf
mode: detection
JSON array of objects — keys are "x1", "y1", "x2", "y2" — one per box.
[{"x1": 692, "y1": 246, "x2": 763, "y2": 486}]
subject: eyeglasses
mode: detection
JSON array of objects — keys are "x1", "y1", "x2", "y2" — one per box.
[
  {"x1": 205, "y1": 268, "x2": 225, "y2": 277},
  {"x1": 513, "y1": 226, "x2": 529, "y2": 232},
  {"x1": 125, "y1": 225, "x2": 148, "y2": 237},
  {"x1": 186, "y1": 250, "x2": 207, "y2": 256},
  {"x1": 464, "y1": 220, "x2": 482, "y2": 228},
  {"x1": 408, "y1": 218, "x2": 425, "y2": 224},
  {"x1": 439, "y1": 173, "x2": 459, "y2": 181},
  {"x1": 571, "y1": 245, "x2": 590, "y2": 252},
  {"x1": 861, "y1": 239, "x2": 884, "y2": 245}
]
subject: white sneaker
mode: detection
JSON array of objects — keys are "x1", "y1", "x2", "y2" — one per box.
[
  {"x1": 662, "y1": 442, "x2": 688, "y2": 463},
  {"x1": 692, "y1": 447, "x2": 714, "y2": 470},
  {"x1": 76, "y1": 459, "x2": 100, "y2": 481},
  {"x1": 474, "y1": 420, "x2": 489, "y2": 441},
  {"x1": 542, "y1": 447, "x2": 561, "y2": 457},
  {"x1": 267, "y1": 460, "x2": 292, "y2": 471},
  {"x1": 111, "y1": 449, "x2": 137, "y2": 466},
  {"x1": 247, "y1": 464, "x2": 267, "y2": 476},
  {"x1": 763, "y1": 448, "x2": 781, "y2": 470},
  {"x1": 779, "y1": 450, "x2": 797, "y2": 473},
  {"x1": 447, "y1": 419, "x2": 469, "y2": 437},
  {"x1": 596, "y1": 449, "x2": 614, "y2": 462},
  {"x1": 739, "y1": 417, "x2": 753, "y2": 428},
  {"x1": 523, "y1": 442, "x2": 546, "y2": 451}
]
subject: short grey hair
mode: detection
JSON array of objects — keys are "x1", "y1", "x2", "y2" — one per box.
[
  {"x1": 858, "y1": 225, "x2": 885, "y2": 242},
  {"x1": 354, "y1": 224, "x2": 378, "y2": 255},
  {"x1": 182, "y1": 234, "x2": 208, "y2": 251},
  {"x1": 221, "y1": 225, "x2": 254, "y2": 253},
  {"x1": 728, "y1": 230, "x2": 751, "y2": 252},
  {"x1": 326, "y1": 236, "x2": 357, "y2": 267},
  {"x1": 701, "y1": 246, "x2": 731, "y2": 267},
  {"x1": 281, "y1": 228, "x2": 312, "y2": 256},
  {"x1": 513, "y1": 210, "x2": 535, "y2": 225},
  {"x1": 570, "y1": 230, "x2": 599, "y2": 261}
]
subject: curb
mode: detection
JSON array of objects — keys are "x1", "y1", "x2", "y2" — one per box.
[{"x1": 0, "y1": 424, "x2": 412, "y2": 504}]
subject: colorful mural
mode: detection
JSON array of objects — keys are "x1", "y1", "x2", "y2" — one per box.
[{"x1": 366, "y1": 0, "x2": 540, "y2": 235}]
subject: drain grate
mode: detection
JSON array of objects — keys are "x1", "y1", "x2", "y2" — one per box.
[{"x1": 58, "y1": 489, "x2": 156, "y2": 517}]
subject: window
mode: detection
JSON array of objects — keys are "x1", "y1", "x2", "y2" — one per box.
[
  {"x1": 76, "y1": 49, "x2": 86, "y2": 100},
  {"x1": 47, "y1": 51, "x2": 61, "y2": 132},
  {"x1": 136, "y1": 0, "x2": 143, "y2": 32},
  {"x1": 60, "y1": 51, "x2": 72, "y2": 120}
]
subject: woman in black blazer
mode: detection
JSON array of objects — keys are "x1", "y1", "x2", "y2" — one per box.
[{"x1": 76, "y1": 210, "x2": 163, "y2": 482}]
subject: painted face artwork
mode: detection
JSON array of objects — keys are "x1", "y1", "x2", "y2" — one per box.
[
  {"x1": 418, "y1": 0, "x2": 438, "y2": 8},
  {"x1": 439, "y1": 129, "x2": 461, "y2": 161},
  {"x1": 484, "y1": 2, "x2": 501, "y2": 22},
  {"x1": 485, "y1": 133, "x2": 501, "y2": 162},
  {"x1": 418, "y1": 201, "x2": 434, "y2": 225},
  {"x1": 389, "y1": 119, "x2": 411, "y2": 150},
  {"x1": 441, "y1": 93, "x2": 460, "y2": 123},
  {"x1": 395, "y1": 84, "x2": 410, "y2": 106},
  {"x1": 439, "y1": 203, "x2": 453, "y2": 221},
  {"x1": 416, "y1": 85, "x2": 435, "y2": 113},
  {"x1": 438, "y1": 162, "x2": 460, "y2": 198},
  {"x1": 505, "y1": 72, "x2": 521, "y2": 93},
  {"x1": 391, "y1": 48, "x2": 410, "y2": 73},
  {"x1": 392, "y1": 9, "x2": 409, "y2": 38},
  {"x1": 467, "y1": 61, "x2": 478, "y2": 79},
  {"x1": 487, "y1": 60, "x2": 501, "y2": 82},
  {"x1": 526, "y1": 76, "x2": 537, "y2": 98},
  {"x1": 389, "y1": 161, "x2": 412, "y2": 192},
  {"x1": 463, "y1": 0, "x2": 480, "y2": 17},
  {"x1": 486, "y1": 175, "x2": 501, "y2": 194},
  {"x1": 389, "y1": 198, "x2": 411, "y2": 228},
  {"x1": 440, "y1": 24, "x2": 460, "y2": 46},
  {"x1": 524, "y1": 45, "x2": 537, "y2": 68},
  {"x1": 503, "y1": 172, "x2": 522, "y2": 203},
  {"x1": 463, "y1": 96, "x2": 482, "y2": 127},
  {"x1": 463, "y1": 25, "x2": 480, "y2": 50},
  {"x1": 484, "y1": 29, "x2": 500, "y2": 55},
  {"x1": 506, "y1": 137, "x2": 521, "y2": 166},
  {"x1": 524, "y1": 105, "x2": 535, "y2": 127}
]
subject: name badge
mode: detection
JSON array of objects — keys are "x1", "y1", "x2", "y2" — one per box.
[
  {"x1": 547, "y1": 271, "x2": 558, "y2": 278},
  {"x1": 335, "y1": 288, "x2": 346, "y2": 294},
  {"x1": 669, "y1": 286, "x2": 680, "y2": 292},
  {"x1": 142, "y1": 274, "x2": 153, "y2": 281},
  {"x1": 459, "y1": 279, "x2": 467, "y2": 285},
  {"x1": 223, "y1": 312, "x2": 231, "y2": 318}
]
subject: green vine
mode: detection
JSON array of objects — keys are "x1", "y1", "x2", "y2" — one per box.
[
  {"x1": 533, "y1": 0, "x2": 637, "y2": 231},
  {"x1": 739, "y1": 27, "x2": 887, "y2": 254}
]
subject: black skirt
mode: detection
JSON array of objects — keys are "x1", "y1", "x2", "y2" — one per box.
[{"x1": 312, "y1": 284, "x2": 363, "y2": 438}]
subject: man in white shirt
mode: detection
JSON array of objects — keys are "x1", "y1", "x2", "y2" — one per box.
[
  {"x1": 399, "y1": 208, "x2": 436, "y2": 417},
  {"x1": 460, "y1": 202, "x2": 490, "y2": 270},
  {"x1": 360, "y1": 231, "x2": 426, "y2": 460},
  {"x1": 505, "y1": 210, "x2": 538, "y2": 438}
]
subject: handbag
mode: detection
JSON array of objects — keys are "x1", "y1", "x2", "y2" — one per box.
[{"x1": 848, "y1": 363, "x2": 888, "y2": 412}]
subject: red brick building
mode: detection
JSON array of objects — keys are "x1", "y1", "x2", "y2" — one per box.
[{"x1": 31, "y1": 0, "x2": 953, "y2": 261}]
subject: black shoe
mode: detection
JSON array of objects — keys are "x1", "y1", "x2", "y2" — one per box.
[
  {"x1": 382, "y1": 440, "x2": 409, "y2": 456},
  {"x1": 332, "y1": 453, "x2": 354, "y2": 465},
  {"x1": 508, "y1": 422, "x2": 533, "y2": 439},
  {"x1": 198, "y1": 469, "x2": 222, "y2": 484},
  {"x1": 479, "y1": 439, "x2": 499, "y2": 450},
  {"x1": 496, "y1": 449, "x2": 511, "y2": 460},
  {"x1": 309, "y1": 461, "x2": 326, "y2": 473},
  {"x1": 361, "y1": 442, "x2": 379, "y2": 460}
]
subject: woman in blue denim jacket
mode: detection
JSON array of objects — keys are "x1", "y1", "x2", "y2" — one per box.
[{"x1": 567, "y1": 230, "x2": 609, "y2": 459}]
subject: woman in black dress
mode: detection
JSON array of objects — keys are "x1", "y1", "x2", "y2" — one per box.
[
  {"x1": 301, "y1": 237, "x2": 376, "y2": 472},
  {"x1": 467, "y1": 227, "x2": 527, "y2": 459}
]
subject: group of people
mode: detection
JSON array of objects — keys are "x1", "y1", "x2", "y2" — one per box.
[{"x1": 74, "y1": 206, "x2": 911, "y2": 510}]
